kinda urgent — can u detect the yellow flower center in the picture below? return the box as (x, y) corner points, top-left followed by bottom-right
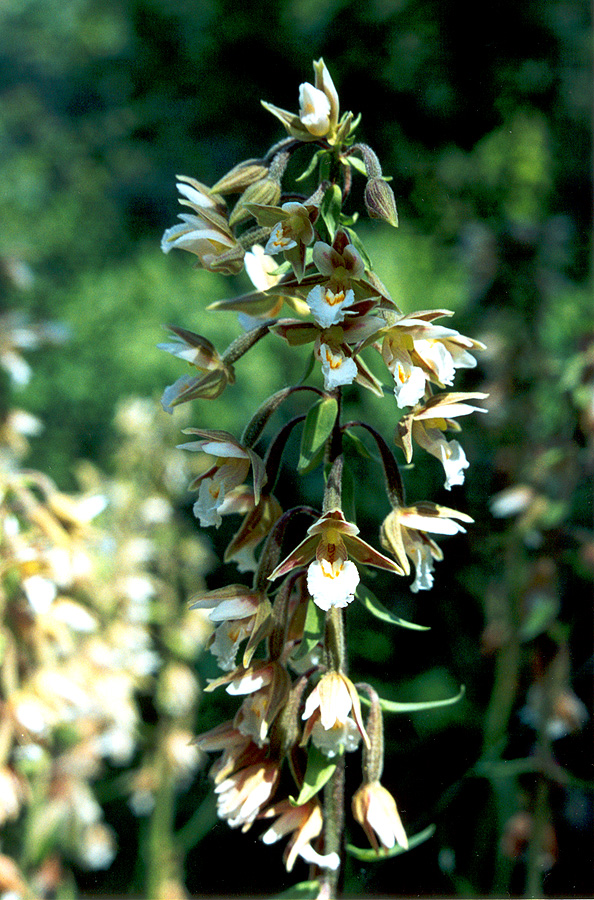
(324, 288), (346, 307)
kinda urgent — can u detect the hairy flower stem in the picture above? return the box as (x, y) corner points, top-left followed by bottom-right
(318, 755), (346, 900)
(317, 606), (347, 898)
(316, 388), (348, 894)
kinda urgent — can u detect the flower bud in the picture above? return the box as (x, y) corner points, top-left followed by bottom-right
(364, 178), (399, 227)
(229, 178), (282, 228)
(211, 160), (270, 195)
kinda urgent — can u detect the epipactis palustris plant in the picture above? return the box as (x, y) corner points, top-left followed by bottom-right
(161, 59), (487, 897)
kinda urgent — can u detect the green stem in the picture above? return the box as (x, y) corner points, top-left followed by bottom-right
(318, 754), (345, 900)
(316, 388), (347, 897)
(145, 727), (179, 899)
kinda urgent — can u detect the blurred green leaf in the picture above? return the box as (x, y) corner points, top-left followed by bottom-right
(347, 823), (436, 860)
(272, 881), (320, 899)
(356, 583), (430, 631)
(365, 684), (465, 714)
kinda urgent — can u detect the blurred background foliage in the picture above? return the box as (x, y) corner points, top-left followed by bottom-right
(0, 0), (591, 898)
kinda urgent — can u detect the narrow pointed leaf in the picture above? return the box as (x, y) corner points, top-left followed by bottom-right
(346, 824), (436, 861)
(271, 881), (320, 900)
(343, 430), (375, 461)
(320, 184), (343, 242)
(341, 458), (357, 523)
(297, 397), (338, 474)
(356, 584), (430, 631)
(292, 597), (325, 662)
(363, 684), (466, 714)
(296, 149), (326, 183)
(345, 155), (368, 176)
(290, 746), (336, 806)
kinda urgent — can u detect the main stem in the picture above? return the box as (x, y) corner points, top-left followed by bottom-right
(317, 388), (346, 899)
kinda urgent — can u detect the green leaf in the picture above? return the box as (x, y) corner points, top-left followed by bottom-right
(346, 824), (436, 861)
(343, 226), (373, 268)
(298, 349), (316, 386)
(271, 881), (320, 899)
(356, 584), (430, 631)
(368, 684), (466, 714)
(291, 598), (325, 662)
(296, 149), (325, 183)
(343, 430), (376, 461)
(320, 183), (343, 242)
(346, 155), (368, 176)
(297, 397), (338, 474)
(341, 458), (357, 523)
(290, 746), (336, 806)
(519, 594), (559, 641)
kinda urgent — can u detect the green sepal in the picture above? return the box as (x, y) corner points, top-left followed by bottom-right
(320, 183), (343, 242)
(291, 597), (325, 662)
(356, 583), (430, 631)
(297, 397), (338, 474)
(363, 684), (466, 714)
(271, 881), (320, 899)
(290, 745), (336, 806)
(346, 824), (436, 861)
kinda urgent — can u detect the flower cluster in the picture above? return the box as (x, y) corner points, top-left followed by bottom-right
(161, 60), (486, 892)
(0, 312), (213, 899)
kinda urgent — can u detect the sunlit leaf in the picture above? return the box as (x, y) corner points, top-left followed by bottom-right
(320, 183), (342, 242)
(297, 396), (338, 474)
(291, 598), (325, 662)
(290, 746), (336, 806)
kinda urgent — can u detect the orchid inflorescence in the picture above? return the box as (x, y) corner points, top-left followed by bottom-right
(161, 59), (487, 894)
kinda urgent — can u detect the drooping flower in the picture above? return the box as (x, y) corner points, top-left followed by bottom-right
(158, 327), (234, 411)
(302, 670), (369, 748)
(189, 584), (264, 670)
(317, 342), (358, 393)
(214, 760), (280, 831)
(222, 491), (284, 574)
(161, 176), (244, 275)
(306, 239), (365, 328)
(205, 660), (291, 746)
(259, 798), (339, 872)
(178, 430), (266, 528)
(395, 392), (488, 490)
(352, 780), (408, 852)
(268, 508), (402, 611)
(381, 502), (473, 592)
(371, 311), (485, 409)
